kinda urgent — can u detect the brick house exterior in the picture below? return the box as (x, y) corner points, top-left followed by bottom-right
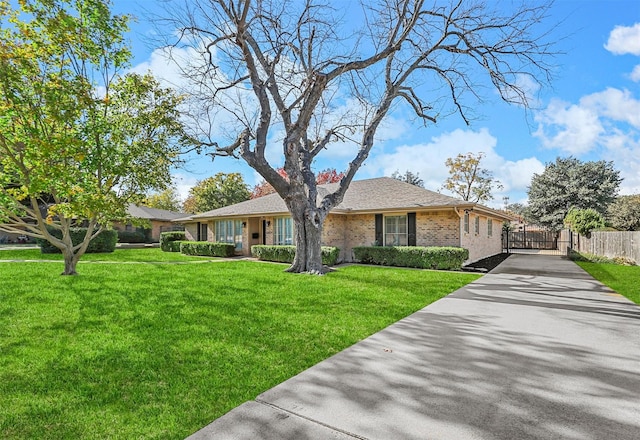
(175, 177), (512, 263)
(114, 205), (186, 242)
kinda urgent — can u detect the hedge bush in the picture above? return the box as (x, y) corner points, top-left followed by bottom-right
(117, 230), (146, 243)
(160, 231), (186, 252)
(179, 241), (236, 257)
(352, 246), (468, 270)
(37, 228), (117, 254)
(167, 240), (187, 252)
(251, 245), (341, 266)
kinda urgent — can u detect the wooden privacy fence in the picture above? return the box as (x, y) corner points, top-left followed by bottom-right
(561, 229), (640, 263)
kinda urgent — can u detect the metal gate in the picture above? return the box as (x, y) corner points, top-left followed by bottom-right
(502, 227), (568, 255)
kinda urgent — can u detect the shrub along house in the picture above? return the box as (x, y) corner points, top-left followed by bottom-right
(174, 177), (512, 263)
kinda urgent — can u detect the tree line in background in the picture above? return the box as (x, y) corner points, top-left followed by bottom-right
(506, 156), (639, 234)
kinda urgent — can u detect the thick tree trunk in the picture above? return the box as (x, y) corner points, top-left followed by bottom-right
(61, 248), (80, 276)
(286, 208), (326, 274)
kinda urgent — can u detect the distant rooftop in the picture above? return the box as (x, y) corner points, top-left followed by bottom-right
(127, 204), (187, 221)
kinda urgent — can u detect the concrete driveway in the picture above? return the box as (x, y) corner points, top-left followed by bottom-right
(188, 254), (640, 440)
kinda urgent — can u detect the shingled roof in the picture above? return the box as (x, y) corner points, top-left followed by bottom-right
(127, 204), (188, 221)
(176, 177), (514, 222)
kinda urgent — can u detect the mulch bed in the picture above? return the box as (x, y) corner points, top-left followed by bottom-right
(462, 252), (511, 273)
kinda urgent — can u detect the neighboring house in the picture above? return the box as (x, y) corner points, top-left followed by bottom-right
(116, 204), (187, 242)
(174, 177), (513, 263)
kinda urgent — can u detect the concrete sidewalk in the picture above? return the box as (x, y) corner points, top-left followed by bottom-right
(188, 255), (640, 440)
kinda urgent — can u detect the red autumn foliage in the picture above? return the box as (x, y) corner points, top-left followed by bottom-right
(316, 168), (345, 184)
(250, 168), (344, 199)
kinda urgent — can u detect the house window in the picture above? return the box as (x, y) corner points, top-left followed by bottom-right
(274, 217), (294, 245)
(384, 215), (407, 246)
(488, 219), (493, 237)
(474, 216), (480, 235)
(215, 220), (243, 250)
(125, 223), (133, 232)
(464, 212), (470, 233)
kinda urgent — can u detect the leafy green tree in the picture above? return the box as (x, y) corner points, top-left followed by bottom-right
(0, 0), (188, 275)
(144, 186), (183, 212)
(391, 170), (424, 188)
(505, 203), (528, 217)
(442, 152), (502, 202)
(183, 173), (250, 214)
(607, 195), (640, 231)
(564, 208), (605, 236)
(527, 157), (621, 231)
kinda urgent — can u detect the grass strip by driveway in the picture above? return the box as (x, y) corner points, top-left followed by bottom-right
(576, 261), (640, 305)
(0, 259), (480, 439)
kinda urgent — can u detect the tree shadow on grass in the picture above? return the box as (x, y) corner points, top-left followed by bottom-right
(197, 266), (640, 439)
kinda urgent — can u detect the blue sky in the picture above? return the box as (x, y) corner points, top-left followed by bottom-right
(113, 0), (640, 208)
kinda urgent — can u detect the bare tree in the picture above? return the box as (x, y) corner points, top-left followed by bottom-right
(163, 0), (556, 273)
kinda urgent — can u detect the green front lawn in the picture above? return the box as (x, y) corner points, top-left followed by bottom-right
(576, 261), (640, 305)
(0, 247), (210, 262)
(0, 256), (480, 439)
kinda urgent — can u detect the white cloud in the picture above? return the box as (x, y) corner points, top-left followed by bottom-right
(498, 157), (545, 192)
(501, 73), (542, 107)
(130, 46), (200, 89)
(533, 98), (603, 154)
(172, 173), (199, 202)
(364, 127), (541, 204)
(534, 89), (640, 154)
(534, 88), (640, 195)
(605, 23), (640, 55)
(366, 128), (495, 189)
(580, 88), (640, 128)
(631, 65), (640, 82)
(599, 131), (640, 195)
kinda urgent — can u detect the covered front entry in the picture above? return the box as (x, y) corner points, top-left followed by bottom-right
(246, 218), (264, 255)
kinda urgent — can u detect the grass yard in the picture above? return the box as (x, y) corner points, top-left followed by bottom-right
(576, 261), (640, 305)
(0, 248), (211, 263)
(0, 252), (480, 439)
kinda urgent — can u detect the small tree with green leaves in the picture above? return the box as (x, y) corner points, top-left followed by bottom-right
(144, 186), (183, 212)
(442, 152), (502, 202)
(182, 173), (251, 214)
(564, 208), (605, 236)
(0, 0), (188, 275)
(607, 195), (640, 231)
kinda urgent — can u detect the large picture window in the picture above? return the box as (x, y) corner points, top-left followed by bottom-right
(274, 217), (294, 245)
(215, 220), (243, 250)
(384, 215), (407, 246)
